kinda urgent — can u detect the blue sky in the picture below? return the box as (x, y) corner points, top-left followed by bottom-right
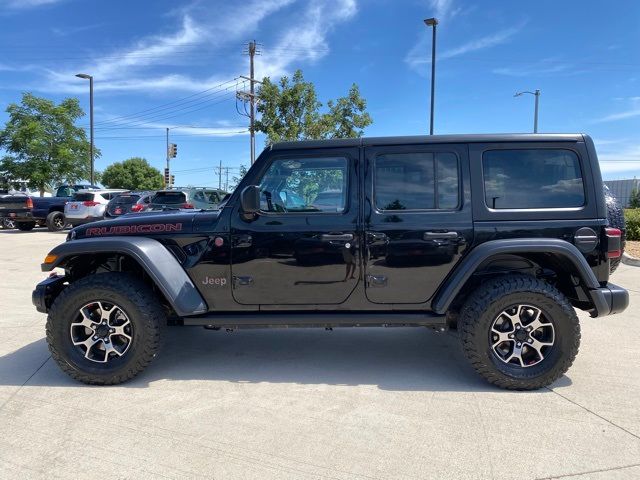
(0, 0), (639, 186)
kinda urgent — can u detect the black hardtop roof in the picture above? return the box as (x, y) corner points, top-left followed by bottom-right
(271, 133), (587, 150)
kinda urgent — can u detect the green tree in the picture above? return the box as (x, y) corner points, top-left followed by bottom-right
(229, 164), (248, 191)
(629, 187), (640, 209)
(101, 157), (163, 190)
(0, 93), (96, 196)
(255, 70), (372, 145)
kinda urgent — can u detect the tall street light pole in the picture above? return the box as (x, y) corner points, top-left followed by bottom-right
(424, 17), (438, 135)
(514, 89), (540, 133)
(76, 73), (94, 185)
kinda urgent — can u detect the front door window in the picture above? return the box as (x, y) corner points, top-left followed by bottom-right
(257, 157), (348, 214)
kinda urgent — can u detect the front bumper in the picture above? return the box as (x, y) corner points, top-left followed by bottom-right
(589, 282), (629, 317)
(32, 275), (66, 313)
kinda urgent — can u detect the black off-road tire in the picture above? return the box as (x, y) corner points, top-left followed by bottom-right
(459, 274), (580, 390)
(16, 221), (36, 231)
(603, 184), (625, 273)
(45, 211), (66, 231)
(46, 273), (165, 385)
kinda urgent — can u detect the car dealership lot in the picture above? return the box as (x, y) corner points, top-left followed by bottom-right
(0, 230), (639, 480)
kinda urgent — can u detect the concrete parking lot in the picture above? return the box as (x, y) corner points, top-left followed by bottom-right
(0, 230), (638, 480)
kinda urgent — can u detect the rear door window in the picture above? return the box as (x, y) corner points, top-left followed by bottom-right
(483, 149), (585, 209)
(152, 192), (186, 204)
(374, 151), (460, 210)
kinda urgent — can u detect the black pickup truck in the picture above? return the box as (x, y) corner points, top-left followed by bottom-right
(34, 134), (629, 389)
(0, 184), (99, 231)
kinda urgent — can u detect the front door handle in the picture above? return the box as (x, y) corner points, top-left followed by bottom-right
(321, 233), (354, 242)
(424, 231), (459, 240)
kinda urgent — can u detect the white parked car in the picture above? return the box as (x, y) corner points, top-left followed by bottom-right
(64, 189), (128, 226)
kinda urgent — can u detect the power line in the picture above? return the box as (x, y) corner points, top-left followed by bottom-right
(87, 91), (238, 130)
(87, 78), (240, 127)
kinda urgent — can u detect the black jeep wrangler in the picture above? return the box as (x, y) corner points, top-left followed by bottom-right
(34, 134), (629, 389)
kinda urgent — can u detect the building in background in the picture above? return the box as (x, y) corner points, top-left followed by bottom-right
(605, 178), (639, 207)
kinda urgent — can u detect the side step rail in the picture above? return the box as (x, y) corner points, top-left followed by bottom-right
(182, 312), (447, 329)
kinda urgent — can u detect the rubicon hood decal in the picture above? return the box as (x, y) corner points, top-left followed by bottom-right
(85, 223), (183, 236)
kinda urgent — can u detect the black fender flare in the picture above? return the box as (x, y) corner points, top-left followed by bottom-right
(431, 238), (603, 314)
(42, 237), (208, 316)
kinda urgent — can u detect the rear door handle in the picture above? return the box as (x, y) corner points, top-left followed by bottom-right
(321, 233), (354, 242)
(424, 231), (459, 240)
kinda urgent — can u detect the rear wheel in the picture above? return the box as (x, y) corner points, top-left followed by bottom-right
(16, 222), (36, 231)
(1, 218), (15, 229)
(46, 273), (165, 385)
(46, 211), (66, 231)
(459, 274), (580, 390)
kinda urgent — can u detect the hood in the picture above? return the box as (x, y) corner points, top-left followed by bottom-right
(70, 210), (204, 240)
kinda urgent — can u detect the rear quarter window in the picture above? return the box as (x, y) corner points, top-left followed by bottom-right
(482, 149), (585, 209)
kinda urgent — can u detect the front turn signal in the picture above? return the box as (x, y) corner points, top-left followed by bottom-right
(43, 254), (58, 264)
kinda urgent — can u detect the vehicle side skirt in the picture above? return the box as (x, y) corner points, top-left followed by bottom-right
(182, 311), (446, 329)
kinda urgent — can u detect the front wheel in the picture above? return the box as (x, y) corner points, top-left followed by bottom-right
(459, 274), (580, 390)
(46, 273), (165, 385)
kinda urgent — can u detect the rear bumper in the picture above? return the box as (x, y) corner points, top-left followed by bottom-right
(0, 211), (35, 222)
(66, 216), (102, 226)
(589, 282), (629, 317)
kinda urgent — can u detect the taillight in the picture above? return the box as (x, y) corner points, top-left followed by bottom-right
(83, 201), (100, 207)
(605, 227), (622, 259)
(130, 204), (144, 212)
(182, 203), (194, 209)
(26, 197), (33, 209)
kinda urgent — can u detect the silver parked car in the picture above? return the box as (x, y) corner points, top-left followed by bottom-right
(64, 189), (128, 226)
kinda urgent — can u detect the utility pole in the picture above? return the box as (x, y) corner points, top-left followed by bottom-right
(217, 160), (222, 190)
(225, 167), (230, 192)
(238, 41), (261, 164)
(249, 40), (256, 165)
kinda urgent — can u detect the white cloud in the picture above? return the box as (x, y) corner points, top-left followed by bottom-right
(594, 108), (640, 123)
(255, 0), (357, 79)
(492, 58), (574, 77)
(596, 142), (640, 177)
(405, 21), (526, 72)
(38, 0), (297, 94)
(426, 0), (461, 21)
(2, 0), (63, 9)
(593, 97), (640, 123)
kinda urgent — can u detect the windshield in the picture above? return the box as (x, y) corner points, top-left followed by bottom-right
(55, 186), (75, 197)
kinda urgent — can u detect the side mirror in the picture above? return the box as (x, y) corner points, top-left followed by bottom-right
(240, 185), (260, 214)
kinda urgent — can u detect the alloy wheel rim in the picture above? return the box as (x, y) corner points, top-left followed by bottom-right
(489, 304), (555, 367)
(70, 301), (133, 363)
(54, 216), (64, 228)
